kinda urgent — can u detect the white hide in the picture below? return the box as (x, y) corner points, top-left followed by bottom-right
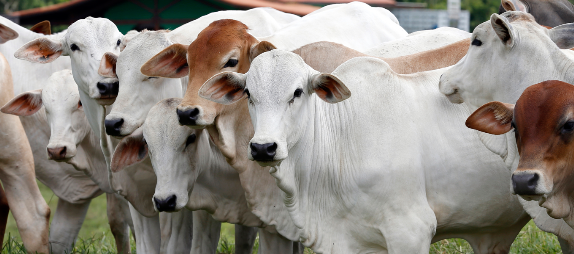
(106, 7), (300, 136)
(365, 27), (471, 58)
(203, 51), (533, 253)
(141, 98), (294, 253)
(438, 11), (574, 247)
(257, 2), (408, 51)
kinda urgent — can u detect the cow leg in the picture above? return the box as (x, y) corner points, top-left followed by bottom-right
(559, 236), (574, 254)
(129, 203), (160, 254)
(49, 198), (91, 253)
(234, 224), (257, 254)
(257, 229), (294, 254)
(380, 208), (436, 254)
(159, 209), (193, 254)
(465, 214), (529, 254)
(190, 210), (220, 254)
(106, 193), (131, 254)
(0, 151), (50, 253)
(292, 242), (304, 254)
(0, 185), (9, 245)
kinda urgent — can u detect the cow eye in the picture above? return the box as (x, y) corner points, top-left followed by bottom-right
(471, 38), (482, 46)
(562, 121), (574, 133)
(223, 59), (238, 68)
(70, 44), (80, 51)
(185, 134), (197, 147)
(78, 100), (82, 108)
(116, 39), (121, 47)
(294, 88), (303, 98)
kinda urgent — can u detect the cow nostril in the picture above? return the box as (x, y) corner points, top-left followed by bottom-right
(47, 147), (67, 160)
(512, 173), (539, 195)
(59, 147), (66, 158)
(250, 142), (277, 161)
(154, 195), (177, 212)
(104, 118), (124, 136)
(176, 108), (200, 126)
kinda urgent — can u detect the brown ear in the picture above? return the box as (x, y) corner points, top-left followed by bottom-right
(30, 20), (51, 35)
(199, 72), (247, 105)
(250, 41), (277, 61)
(98, 52), (118, 78)
(140, 43), (189, 78)
(466, 101), (515, 135)
(310, 73), (351, 104)
(111, 129), (148, 172)
(14, 38), (63, 63)
(1, 89), (43, 116)
(0, 23), (18, 44)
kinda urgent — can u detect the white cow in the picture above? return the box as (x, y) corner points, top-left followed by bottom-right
(14, 10), (299, 253)
(199, 50), (539, 253)
(112, 98), (305, 253)
(439, 11), (574, 251)
(102, 7), (300, 137)
(12, 17), (193, 254)
(0, 25), (50, 253)
(0, 18), (136, 253)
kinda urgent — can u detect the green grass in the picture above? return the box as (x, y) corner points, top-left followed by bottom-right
(0, 181), (564, 253)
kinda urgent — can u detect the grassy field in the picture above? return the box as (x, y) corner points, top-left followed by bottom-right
(0, 181), (564, 253)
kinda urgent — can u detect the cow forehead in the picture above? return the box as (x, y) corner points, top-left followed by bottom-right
(66, 17), (119, 46)
(188, 19), (252, 64)
(247, 50), (311, 97)
(118, 31), (172, 75)
(144, 98), (192, 145)
(43, 70), (79, 104)
(515, 81), (574, 133)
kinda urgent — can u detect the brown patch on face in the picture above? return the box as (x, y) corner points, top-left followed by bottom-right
(179, 19), (260, 124)
(513, 80), (574, 202)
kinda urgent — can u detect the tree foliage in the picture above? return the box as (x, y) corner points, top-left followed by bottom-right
(0, 0), (70, 13)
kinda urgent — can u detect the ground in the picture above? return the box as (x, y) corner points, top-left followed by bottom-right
(0, 181), (564, 253)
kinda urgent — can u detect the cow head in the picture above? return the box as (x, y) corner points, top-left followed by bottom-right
(1, 70), (90, 162)
(101, 30), (183, 137)
(200, 50), (350, 167)
(15, 17), (123, 105)
(141, 19), (275, 129)
(439, 11), (574, 111)
(111, 98), (201, 212)
(466, 80), (574, 224)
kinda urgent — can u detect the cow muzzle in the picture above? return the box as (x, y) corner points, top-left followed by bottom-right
(511, 170), (550, 200)
(96, 79), (119, 105)
(46, 144), (75, 161)
(105, 118), (124, 137)
(153, 195), (177, 212)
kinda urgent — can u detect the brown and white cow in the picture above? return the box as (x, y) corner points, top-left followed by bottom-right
(467, 80), (574, 228)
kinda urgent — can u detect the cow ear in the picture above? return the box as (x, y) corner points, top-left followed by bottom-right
(250, 41), (277, 61)
(120, 30), (140, 52)
(466, 101), (515, 135)
(490, 14), (517, 47)
(30, 20), (51, 35)
(1, 89), (43, 116)
(0, 23), (18, 44)
(548, 23), (574, 49)
(140, 43), (189, 78)
(98, 52), (118, 78)
(310, 73), (351, 104)
(501, 0), (517, 11)
(14, 37), (64, 63)
(111, 129), (148, 172)
(199, 72), (247, 105)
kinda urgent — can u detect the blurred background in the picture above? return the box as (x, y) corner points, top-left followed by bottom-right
(0, 0), (567, 253)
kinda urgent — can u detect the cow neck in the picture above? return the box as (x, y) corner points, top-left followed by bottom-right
(69, 129), (113, 193)
(383, 38), (470, 74)
(205, 99), (301, 240)
(188, 130), (265, 227)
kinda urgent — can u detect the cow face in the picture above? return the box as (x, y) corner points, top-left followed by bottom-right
(200, 50), (350, 167)
(15, 17), (123, 105)
(1, 70), (90, 162)
(466, 80), (574, 222)
(439, 11), (574, 111)
(141, 19), (274, 129)
(102, 30), (182, 137)
(111, 98), (198, 212)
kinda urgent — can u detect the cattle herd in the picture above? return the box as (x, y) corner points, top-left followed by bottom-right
(1, 0), (574, 253)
